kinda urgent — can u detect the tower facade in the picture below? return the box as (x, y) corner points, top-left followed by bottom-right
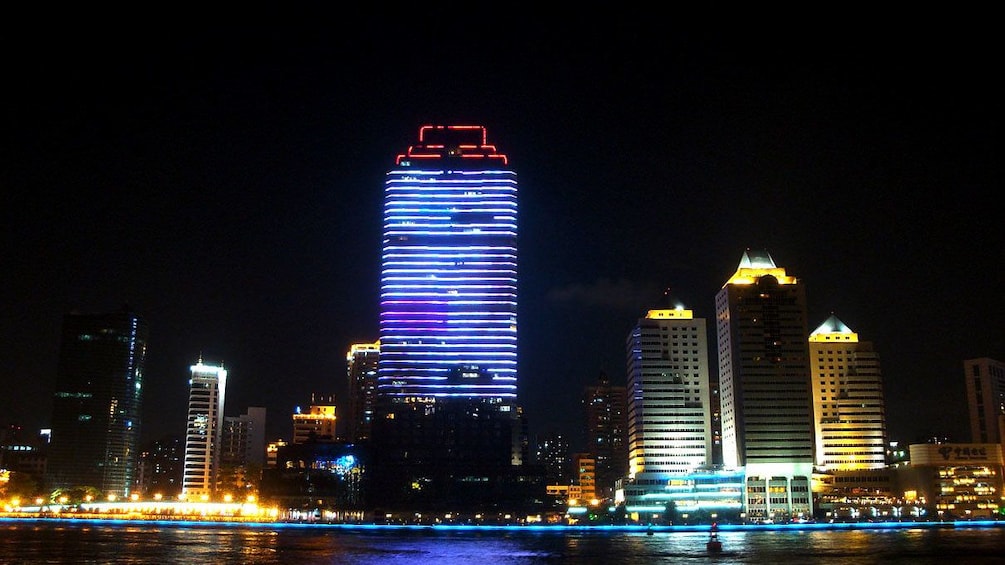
(809, 315), (887, 470)
(582, 371), (628, 498)
(626, 308), (712, 478)
(346, 341), (379, 443)
(46, 307), (148, 496)
(221, 406), (266, 468)
(715, 249), (814, 521)
(372, 125), (527, 513)
(377, 124), (517, 403)
(182, 359), (227, 498)
(964, 357), (1005, 443)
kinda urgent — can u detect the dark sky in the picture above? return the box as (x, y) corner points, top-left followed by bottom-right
(3, 17), (1001, 452)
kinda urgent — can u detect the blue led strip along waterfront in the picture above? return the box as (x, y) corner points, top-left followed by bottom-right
(4, 517), (1003, 533)
(379, 167), (518, 400)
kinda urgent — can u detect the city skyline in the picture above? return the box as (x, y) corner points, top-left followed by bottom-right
(3, 21), (1001, 452)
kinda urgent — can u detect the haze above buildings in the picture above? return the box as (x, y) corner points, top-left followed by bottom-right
(2, 21), (1001, 450)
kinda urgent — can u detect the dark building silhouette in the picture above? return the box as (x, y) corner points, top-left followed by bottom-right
(582, 371), (627, 498)
(134, 434), (184, 497)
(46, 306), (148, 496)
(964, 357), (1005, 444)
(259, 438), (369, 521)
(535, 432), (571, 484)
(1, 424), (48, 494)
(220, 407), (267, 496)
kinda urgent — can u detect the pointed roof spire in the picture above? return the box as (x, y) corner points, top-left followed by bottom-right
(809, 314), (859, 343)
(724, 248), (795, 287)
(812, 314), (854, 335)
(738, 248), (776, 270)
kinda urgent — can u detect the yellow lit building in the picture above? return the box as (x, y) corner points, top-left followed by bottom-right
(901, 443), (1004, 519)
(266, 439), (287, 468)
(292, 394), (337, 444)
(572, 453), (596, 503)
(808, 315), (887, 470)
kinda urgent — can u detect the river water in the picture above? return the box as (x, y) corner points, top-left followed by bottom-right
(2, 519), (1004, 564)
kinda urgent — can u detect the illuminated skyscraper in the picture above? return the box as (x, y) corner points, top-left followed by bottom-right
(809, 315), (887, 470)
(182, 359), (227, 497)
(378, 124), (517, 402)
(626, 308), (712, 478)
(715, 249), (814, 521)
(620, 305), (743, 524)
(372, 125), (531, 512)
(346, 341), (379, 443)
(46, 307), (148, 497)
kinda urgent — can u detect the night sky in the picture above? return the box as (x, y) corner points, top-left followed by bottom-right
(3, 18), (1001, 453)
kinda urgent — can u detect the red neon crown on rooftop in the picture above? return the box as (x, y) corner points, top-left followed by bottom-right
(396, 124), (508, 165)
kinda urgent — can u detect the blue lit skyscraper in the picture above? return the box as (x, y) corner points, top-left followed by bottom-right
(372, 125), (534, 513)
(378, 124), (518, 402)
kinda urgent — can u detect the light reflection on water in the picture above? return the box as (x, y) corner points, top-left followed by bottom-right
(1, 522), (1004, 564)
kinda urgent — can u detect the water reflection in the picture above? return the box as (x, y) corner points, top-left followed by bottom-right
(1, 522), (1003, 564)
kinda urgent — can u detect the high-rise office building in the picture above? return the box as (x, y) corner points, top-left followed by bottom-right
(582, 372), (628, 498)
(626, 308), (712, 478)
(292, 394), (337, 444)
(372, 125), (528, 513)
(808, 315), (887, 470)
(964, 357), (1005, 443)
(221, 406), (266, 469)
(181, 358), (227, 498)
(377, 124), (517, 402)
(715, 249), (814, 521)
(620, 306), (741, 523)
(346, 341), (379, 443)
(46, 307), (148, 497)
(219, 407), (266, 496)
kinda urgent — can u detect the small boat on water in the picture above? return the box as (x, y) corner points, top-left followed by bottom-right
(706, 522), (722, 554)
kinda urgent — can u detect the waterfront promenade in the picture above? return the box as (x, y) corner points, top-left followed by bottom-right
(3, 513), (1004, 534)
